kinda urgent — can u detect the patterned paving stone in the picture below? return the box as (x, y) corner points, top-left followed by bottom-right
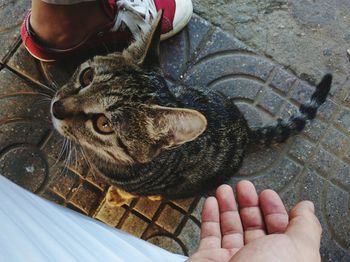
(0, 145), (47, 192)
(331, 160), (350, 191)
(322, 127), (350, 156)
(0, 9), (349, 261)
(324, 184), (350, 249)
(257, 88), (284, 115)
(120, 213), (149, 238)
(155, 204), (184, 234)
(336, 108), (350, 135)
(178, 218), (200, 255)
(288, 137), (314, 164)
(0, 0), (29, 63)
(147, 235), (184, 254)
(7, 45), (47, 84)
(94, 200), (126, 227)
(133, 197), (161, 220)
(269, 67), (297, 95)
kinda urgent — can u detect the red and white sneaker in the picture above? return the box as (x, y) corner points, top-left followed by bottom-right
(21, 0), (193, 62)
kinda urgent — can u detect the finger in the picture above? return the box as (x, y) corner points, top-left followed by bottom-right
(198, 196), (222, 250)
(216, 184), (244, 249)
(286, 201), (322, 249)
(236, 180), (266, 243)
(259, 189), (289, 234)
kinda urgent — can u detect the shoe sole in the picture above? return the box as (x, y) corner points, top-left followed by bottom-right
(160, 6), (193, 41)
(25, 47), (56, 63)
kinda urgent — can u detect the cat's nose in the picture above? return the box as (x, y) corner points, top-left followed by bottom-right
(52, 101), (69, 120)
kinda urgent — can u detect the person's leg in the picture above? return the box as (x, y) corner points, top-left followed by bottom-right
(30, 0), (110, 49)
(23, 0), (193, 61)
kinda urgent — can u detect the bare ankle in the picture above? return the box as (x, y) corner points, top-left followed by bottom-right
(30, 0), (110, 49)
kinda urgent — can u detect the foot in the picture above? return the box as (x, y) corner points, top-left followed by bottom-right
(28, 0), (193, 51)
(113, 0), (193, 41)
(106, 186), (136, 206)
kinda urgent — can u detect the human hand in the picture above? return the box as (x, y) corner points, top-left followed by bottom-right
(188, 181), (322, 262)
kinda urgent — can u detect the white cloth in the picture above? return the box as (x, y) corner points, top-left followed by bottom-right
(0, 175), (187, 262)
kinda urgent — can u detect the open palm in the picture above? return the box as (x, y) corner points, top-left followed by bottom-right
(188, 181), (322, 262)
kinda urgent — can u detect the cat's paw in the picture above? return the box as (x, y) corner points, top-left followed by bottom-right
(106, 186), (136, 207)
(147, 195), (162, 201)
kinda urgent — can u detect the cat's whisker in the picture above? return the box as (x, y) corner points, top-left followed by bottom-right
(50, 80), (60, 92)
(66, 140), (73, 168)
(52, 138), (69, 170)
(33, 98), (52, 107)
(36, 96), (52, 101)
(72, 144), (79, 174)
(80, 147), (100, 179)
(61, 140), (73, 177)
(59, 138), (69, 161)
(37, 92), (53, 98)
(33, 81), (56, 95)
(53, 139), (71, 178)
(79, 147), (91, 169)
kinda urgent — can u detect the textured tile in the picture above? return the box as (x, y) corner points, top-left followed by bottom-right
(309, 147), (337, 178)
(0, 6), (349, 259)
(210, 77), (263, 100)
(257, 89), (284, 114)
(270, 68), (297, 94)
(69, 182), (103, 215)
(0, 145), (47, 193)
(322, 127), (350, 155)
(171, 198), (195, 212)
(0, 0), (30, 62)
(155, 205), (184, 233)
(49, 169), (79, 198)
(178, 219), (200, 256)
(120, 213), (148, 238)
(147, 235), (185, 255)
(288, 137), (315, 163)
(94, 202), (126, 227)
(324, 184), (350, 251)
(291, 81), (314, 104)
(335, 108), (350, 134)
(134, 197), (161, 220)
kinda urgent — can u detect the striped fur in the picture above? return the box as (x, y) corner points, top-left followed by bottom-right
(51, 12), (333, 199)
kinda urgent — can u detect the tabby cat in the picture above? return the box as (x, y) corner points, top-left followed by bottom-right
(51, 12), (332, 203)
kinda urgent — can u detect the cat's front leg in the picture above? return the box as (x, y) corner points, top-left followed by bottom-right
(106, 186), (162, 207)
(106, 186), (136, 207)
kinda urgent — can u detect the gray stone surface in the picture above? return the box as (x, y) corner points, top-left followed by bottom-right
(0, 0), (29, 62)
(0, 1), (349, 260)
(193, 0), (350, 87)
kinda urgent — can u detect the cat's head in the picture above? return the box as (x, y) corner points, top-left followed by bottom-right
(51, 11), (207, 166)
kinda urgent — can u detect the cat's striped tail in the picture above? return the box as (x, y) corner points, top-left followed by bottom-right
(248, 74), (332, 146)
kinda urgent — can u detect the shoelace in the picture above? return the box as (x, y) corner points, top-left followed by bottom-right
(112, 0), (157, 41)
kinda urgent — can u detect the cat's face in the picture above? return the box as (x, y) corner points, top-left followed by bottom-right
(51, 12), (207, 167)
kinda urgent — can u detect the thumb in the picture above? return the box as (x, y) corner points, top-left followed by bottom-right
(285, 201), (322, 249)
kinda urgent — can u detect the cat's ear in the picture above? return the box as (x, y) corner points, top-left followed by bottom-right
(149, 105), (207, 148)
(123, 10), (162, 67)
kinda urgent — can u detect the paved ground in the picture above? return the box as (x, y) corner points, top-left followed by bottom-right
(0, 0), (349, 260)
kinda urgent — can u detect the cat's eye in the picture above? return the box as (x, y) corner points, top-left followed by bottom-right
(93, 114), (114, 134)
(79, 67), (94, 87)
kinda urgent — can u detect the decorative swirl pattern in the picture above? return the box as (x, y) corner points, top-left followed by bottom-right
(0, 9), (348, 259)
